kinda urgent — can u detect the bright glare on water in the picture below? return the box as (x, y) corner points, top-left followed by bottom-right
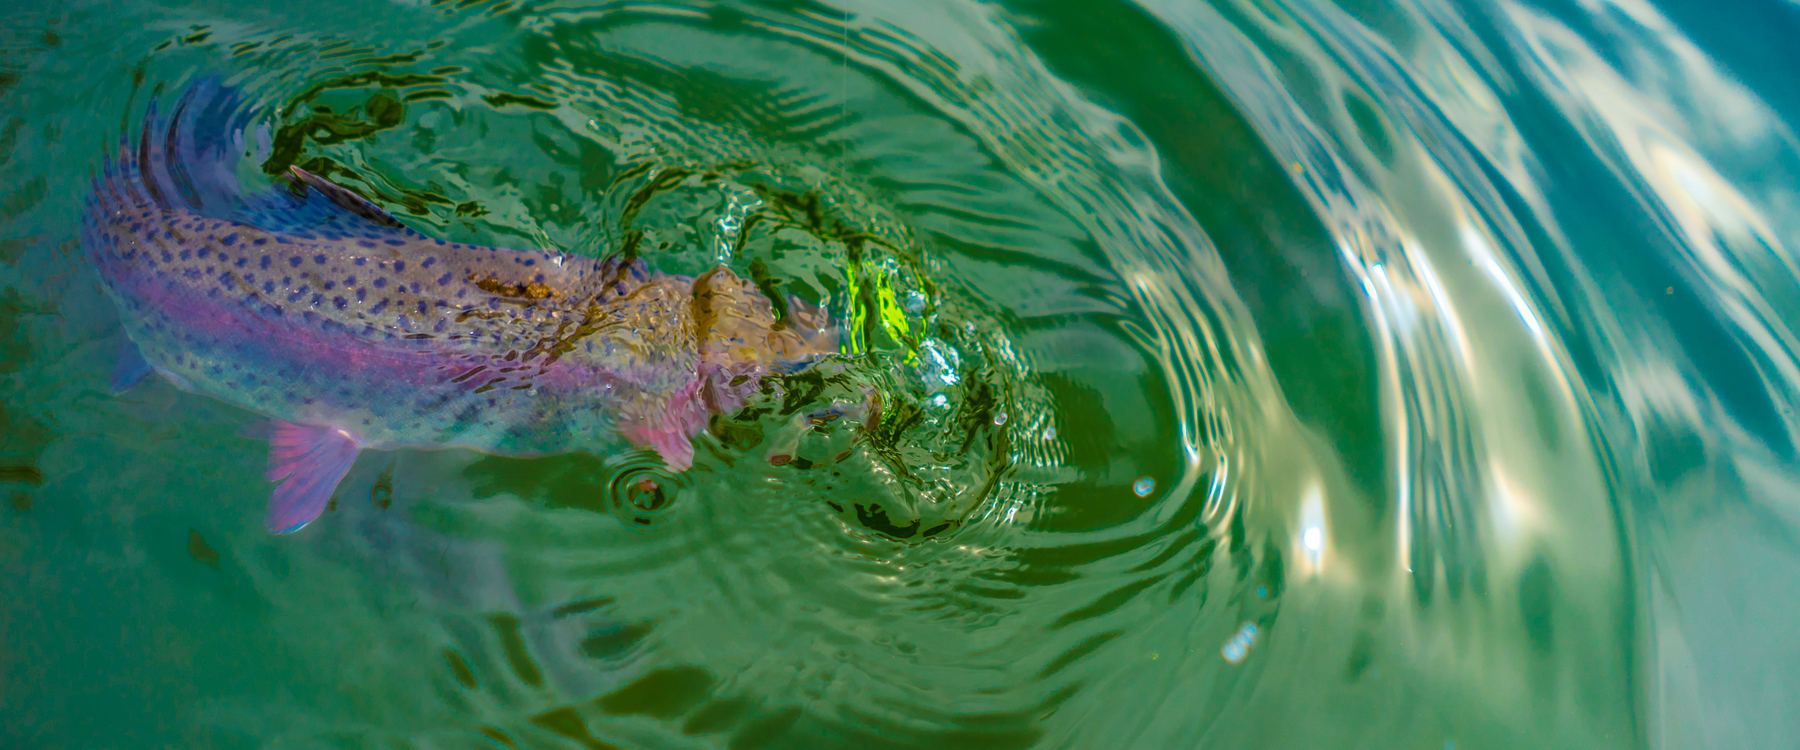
(2, 1), (1798, 748)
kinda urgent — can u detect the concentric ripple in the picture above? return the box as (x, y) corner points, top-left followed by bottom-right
(85, 2), (1252, 744)
(6, 0), (1800, 746)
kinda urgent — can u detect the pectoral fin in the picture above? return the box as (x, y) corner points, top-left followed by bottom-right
(618, 382), (708, 472)
(264, 422), (361, 534)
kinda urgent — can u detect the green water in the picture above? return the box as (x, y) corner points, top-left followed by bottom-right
(4, 0), (1799, 748)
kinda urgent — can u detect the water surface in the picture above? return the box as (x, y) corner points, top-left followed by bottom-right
(2, 0), (1797, 748)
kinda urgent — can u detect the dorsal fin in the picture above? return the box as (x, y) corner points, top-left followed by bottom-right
(286, 166), (404, 228)
(228, 166), (419, 242)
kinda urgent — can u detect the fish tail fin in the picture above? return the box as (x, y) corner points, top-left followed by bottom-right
(92, 75), (421, 247)
(92, 77), (253, 220)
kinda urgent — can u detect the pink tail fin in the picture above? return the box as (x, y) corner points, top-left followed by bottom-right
(264, 422), (361, 534)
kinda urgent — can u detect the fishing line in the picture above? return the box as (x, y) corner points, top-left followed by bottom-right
(841, 5), (850, 174)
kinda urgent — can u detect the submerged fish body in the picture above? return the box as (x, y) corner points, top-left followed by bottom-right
(83, 80), (836, 532)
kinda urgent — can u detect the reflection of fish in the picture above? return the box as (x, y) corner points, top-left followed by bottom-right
(83, 79), (836, 533)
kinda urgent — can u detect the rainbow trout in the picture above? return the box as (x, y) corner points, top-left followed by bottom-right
(83, 80), (836, 533)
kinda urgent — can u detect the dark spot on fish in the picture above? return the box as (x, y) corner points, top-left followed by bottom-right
(405, 333), (432, 340)
(423, 257), (436, 268)
(334, 296), (347, 309)
(373, 278), (387, 288)
(394, 261), (405, 272)
(370, 299), (388, 314)
(221, 233), (237, 246)
(437, 273), (452, 286)
(310, 293), (323, 306)
(357, 240), (377, 249)
(344, 276), (356, 286)
(524, 259), (535, 267)
(253, 238), (267, 246)
(197, 247), (210, 259)
(289, 256), (302, 267)
(323, 281), (335, 290)
(314, 254), (326, 265)
(386, 239), (405, 246)
(179, 250), (191, 260)
(234, 256), (247, 268)
(416, 301), (427, 315)
(356, 288), (366, 302)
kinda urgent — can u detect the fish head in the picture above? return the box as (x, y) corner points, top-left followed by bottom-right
(612, 266), (840, 471)
(692, 267), (839, 411)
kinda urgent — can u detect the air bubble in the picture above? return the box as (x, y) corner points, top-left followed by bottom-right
(1222, 622), (1259, 664)
(993, 411), (1007, 426)
(1133, 477), (1155, 497)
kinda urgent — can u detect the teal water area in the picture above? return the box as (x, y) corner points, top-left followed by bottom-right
(2, 0), (1798, 748)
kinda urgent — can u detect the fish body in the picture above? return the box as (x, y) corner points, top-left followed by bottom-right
(83, 80), (835, 532)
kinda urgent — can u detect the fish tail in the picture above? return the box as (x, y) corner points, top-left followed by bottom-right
(88, 77), (254, 225)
